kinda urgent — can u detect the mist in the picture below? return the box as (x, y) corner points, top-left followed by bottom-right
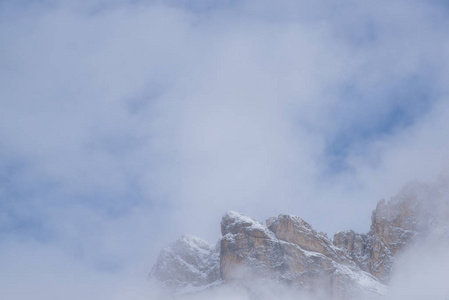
(386, 243), (449, 300)
(167, 180), (449, 300)
(1, 0), (449, 299)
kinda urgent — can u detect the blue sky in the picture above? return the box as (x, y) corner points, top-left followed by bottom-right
(1, 0), (449, 299)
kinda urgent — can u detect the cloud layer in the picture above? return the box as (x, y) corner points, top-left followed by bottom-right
(1, 0), (449, 299)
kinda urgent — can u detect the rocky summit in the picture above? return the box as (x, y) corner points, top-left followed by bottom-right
(150, 182), (449, 299)
(150, 234), (220, 292)
(219, 211), (384, 299)
(333, 181), (449, 283)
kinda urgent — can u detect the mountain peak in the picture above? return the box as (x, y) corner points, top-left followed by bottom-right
(150, 235), (220, 291)
(221, 211), (275, 238)
(151, 181), (447, 299)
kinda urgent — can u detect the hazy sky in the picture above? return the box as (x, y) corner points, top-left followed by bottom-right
(1, 0), (449, 299)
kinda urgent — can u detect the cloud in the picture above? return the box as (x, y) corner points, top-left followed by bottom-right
(1, 0), (449, 299)
(386, 236), (449, 300)
(175, 280), (329, 300)
(0, 239), (164, 300)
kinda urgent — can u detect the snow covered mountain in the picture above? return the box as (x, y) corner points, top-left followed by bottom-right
(333, 181), (449, 283)
(150, 181), (449, 299)
(219, 211), (386, 299)
(150, 234), (220, 292)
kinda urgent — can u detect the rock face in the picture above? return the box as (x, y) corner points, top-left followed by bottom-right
(219, 212), (384, 299)
(266, 214), (350, 264)
(220, 211), (282, 282)
(333, 182), (447, 282)
(150, 181), (449, 299)
(150, 235), (220, 291)
(152, 212), (385, 299)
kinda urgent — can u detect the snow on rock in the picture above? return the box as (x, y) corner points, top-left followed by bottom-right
(150, 235), (220, 292)
(221, 211), (276, 239)
(219, 212), (386, 299)
(267, 214), (352, 265)
(152, 178), (449, 300)
(333, 181), (449, 283)
(151, 211), (389, 299)
(332, 263), (387, 299)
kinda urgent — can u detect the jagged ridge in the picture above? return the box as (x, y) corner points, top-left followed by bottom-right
(150, 181), (449, 299)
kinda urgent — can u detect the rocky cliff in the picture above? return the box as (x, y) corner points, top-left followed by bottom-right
(150, 235), (220, 292)
(333, 181), (449, 283)
(150, 181), (448, 299)
(219, 211), (384, 299)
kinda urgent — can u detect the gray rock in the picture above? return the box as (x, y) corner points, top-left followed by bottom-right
(151, 180), (449, 299)
(150, 234), (220, 291)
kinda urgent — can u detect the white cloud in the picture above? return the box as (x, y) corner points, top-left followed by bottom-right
(1, 0), (449, 299)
